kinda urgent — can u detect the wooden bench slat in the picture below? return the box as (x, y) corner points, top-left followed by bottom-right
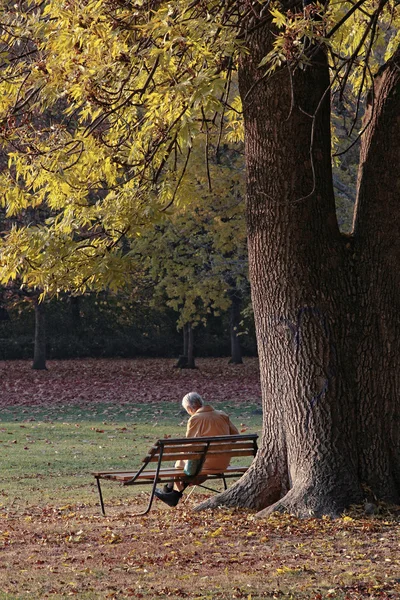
(206, 449), (256, 457)
(206, 442), (257, 451)
(94, 465), (250, 482)
(145, 452), (206, 462)
(145, 449), (256, 462)
(93, 465), (250, 477)
(157, 434), (257, 444)
(148, 441), (256, 454)
(150, 445), (207, 453)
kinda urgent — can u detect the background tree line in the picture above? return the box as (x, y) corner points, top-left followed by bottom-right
(0, 288), (257, 364)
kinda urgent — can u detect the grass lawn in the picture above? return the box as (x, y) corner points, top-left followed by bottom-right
(1, 400), (262, 508)
(1, 358), (399, 599)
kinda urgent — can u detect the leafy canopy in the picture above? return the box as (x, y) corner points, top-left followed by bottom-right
(0, 0), (398, 294)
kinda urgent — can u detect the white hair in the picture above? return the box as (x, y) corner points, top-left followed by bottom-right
(182, 392), (204, 412)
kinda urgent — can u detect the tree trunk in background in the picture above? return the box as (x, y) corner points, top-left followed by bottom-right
(175, 322), (196, 368)
(183, 322), (189, 358)
(32, 299), (47, 370)
(0, 305), (9, 321)
(185, 322), (196, 369)
(0, 289), (10, 321)
(70, 295), (82, 334)
(228, 289), (243, 365)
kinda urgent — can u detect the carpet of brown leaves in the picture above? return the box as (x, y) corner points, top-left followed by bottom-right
(0, 357), (261, 407)
(1, 498), (400, 599)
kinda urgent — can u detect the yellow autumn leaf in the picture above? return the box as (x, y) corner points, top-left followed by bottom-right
(206, 526), (224, 538)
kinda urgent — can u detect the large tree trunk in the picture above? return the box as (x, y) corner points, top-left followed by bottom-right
(352, 47), (400, 502)
(198, 10), (365, 517)
(197, 25), (400, 515)
(32, 298), (47, 370)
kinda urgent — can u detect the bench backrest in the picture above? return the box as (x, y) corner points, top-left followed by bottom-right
(143, 434), (258, 464)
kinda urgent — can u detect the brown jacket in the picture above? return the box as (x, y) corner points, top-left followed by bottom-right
(186, 405), (239, 473)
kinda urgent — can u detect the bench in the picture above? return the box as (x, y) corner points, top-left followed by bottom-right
(92, 433), (258, 516)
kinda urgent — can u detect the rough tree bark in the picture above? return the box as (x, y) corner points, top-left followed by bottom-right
(353, 47), (400, 502)
(32, 298), (47, 370)
(196, 14), (400, 516)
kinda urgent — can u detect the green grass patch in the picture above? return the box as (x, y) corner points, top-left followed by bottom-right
(1, 402), (262, 508)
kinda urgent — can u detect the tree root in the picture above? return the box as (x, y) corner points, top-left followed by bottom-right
(194, 474), (364, 518)
(193, 470), (282, 513)
(193, 458), (365, 519)
(255, 483), (358, 519)
(194, 487), (247, 512)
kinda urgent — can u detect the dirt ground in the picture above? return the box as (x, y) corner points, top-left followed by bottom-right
(1, 496), (400, 599)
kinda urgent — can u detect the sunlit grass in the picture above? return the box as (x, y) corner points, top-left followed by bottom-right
(1, 402), (262, 508)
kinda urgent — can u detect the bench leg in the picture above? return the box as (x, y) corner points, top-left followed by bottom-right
(125, 466), (162, 516)
(95, 477), (106, 516)
(130, 450), (165, 516)
(132, 478), (160, 516)
(222, 474), (228, 490)
(196, 483), (221, 493)
(96, 477), (156, 517)
(183, 485), (197, 503)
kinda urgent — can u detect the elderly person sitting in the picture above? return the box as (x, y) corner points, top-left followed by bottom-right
(154, 392), (239, 507)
